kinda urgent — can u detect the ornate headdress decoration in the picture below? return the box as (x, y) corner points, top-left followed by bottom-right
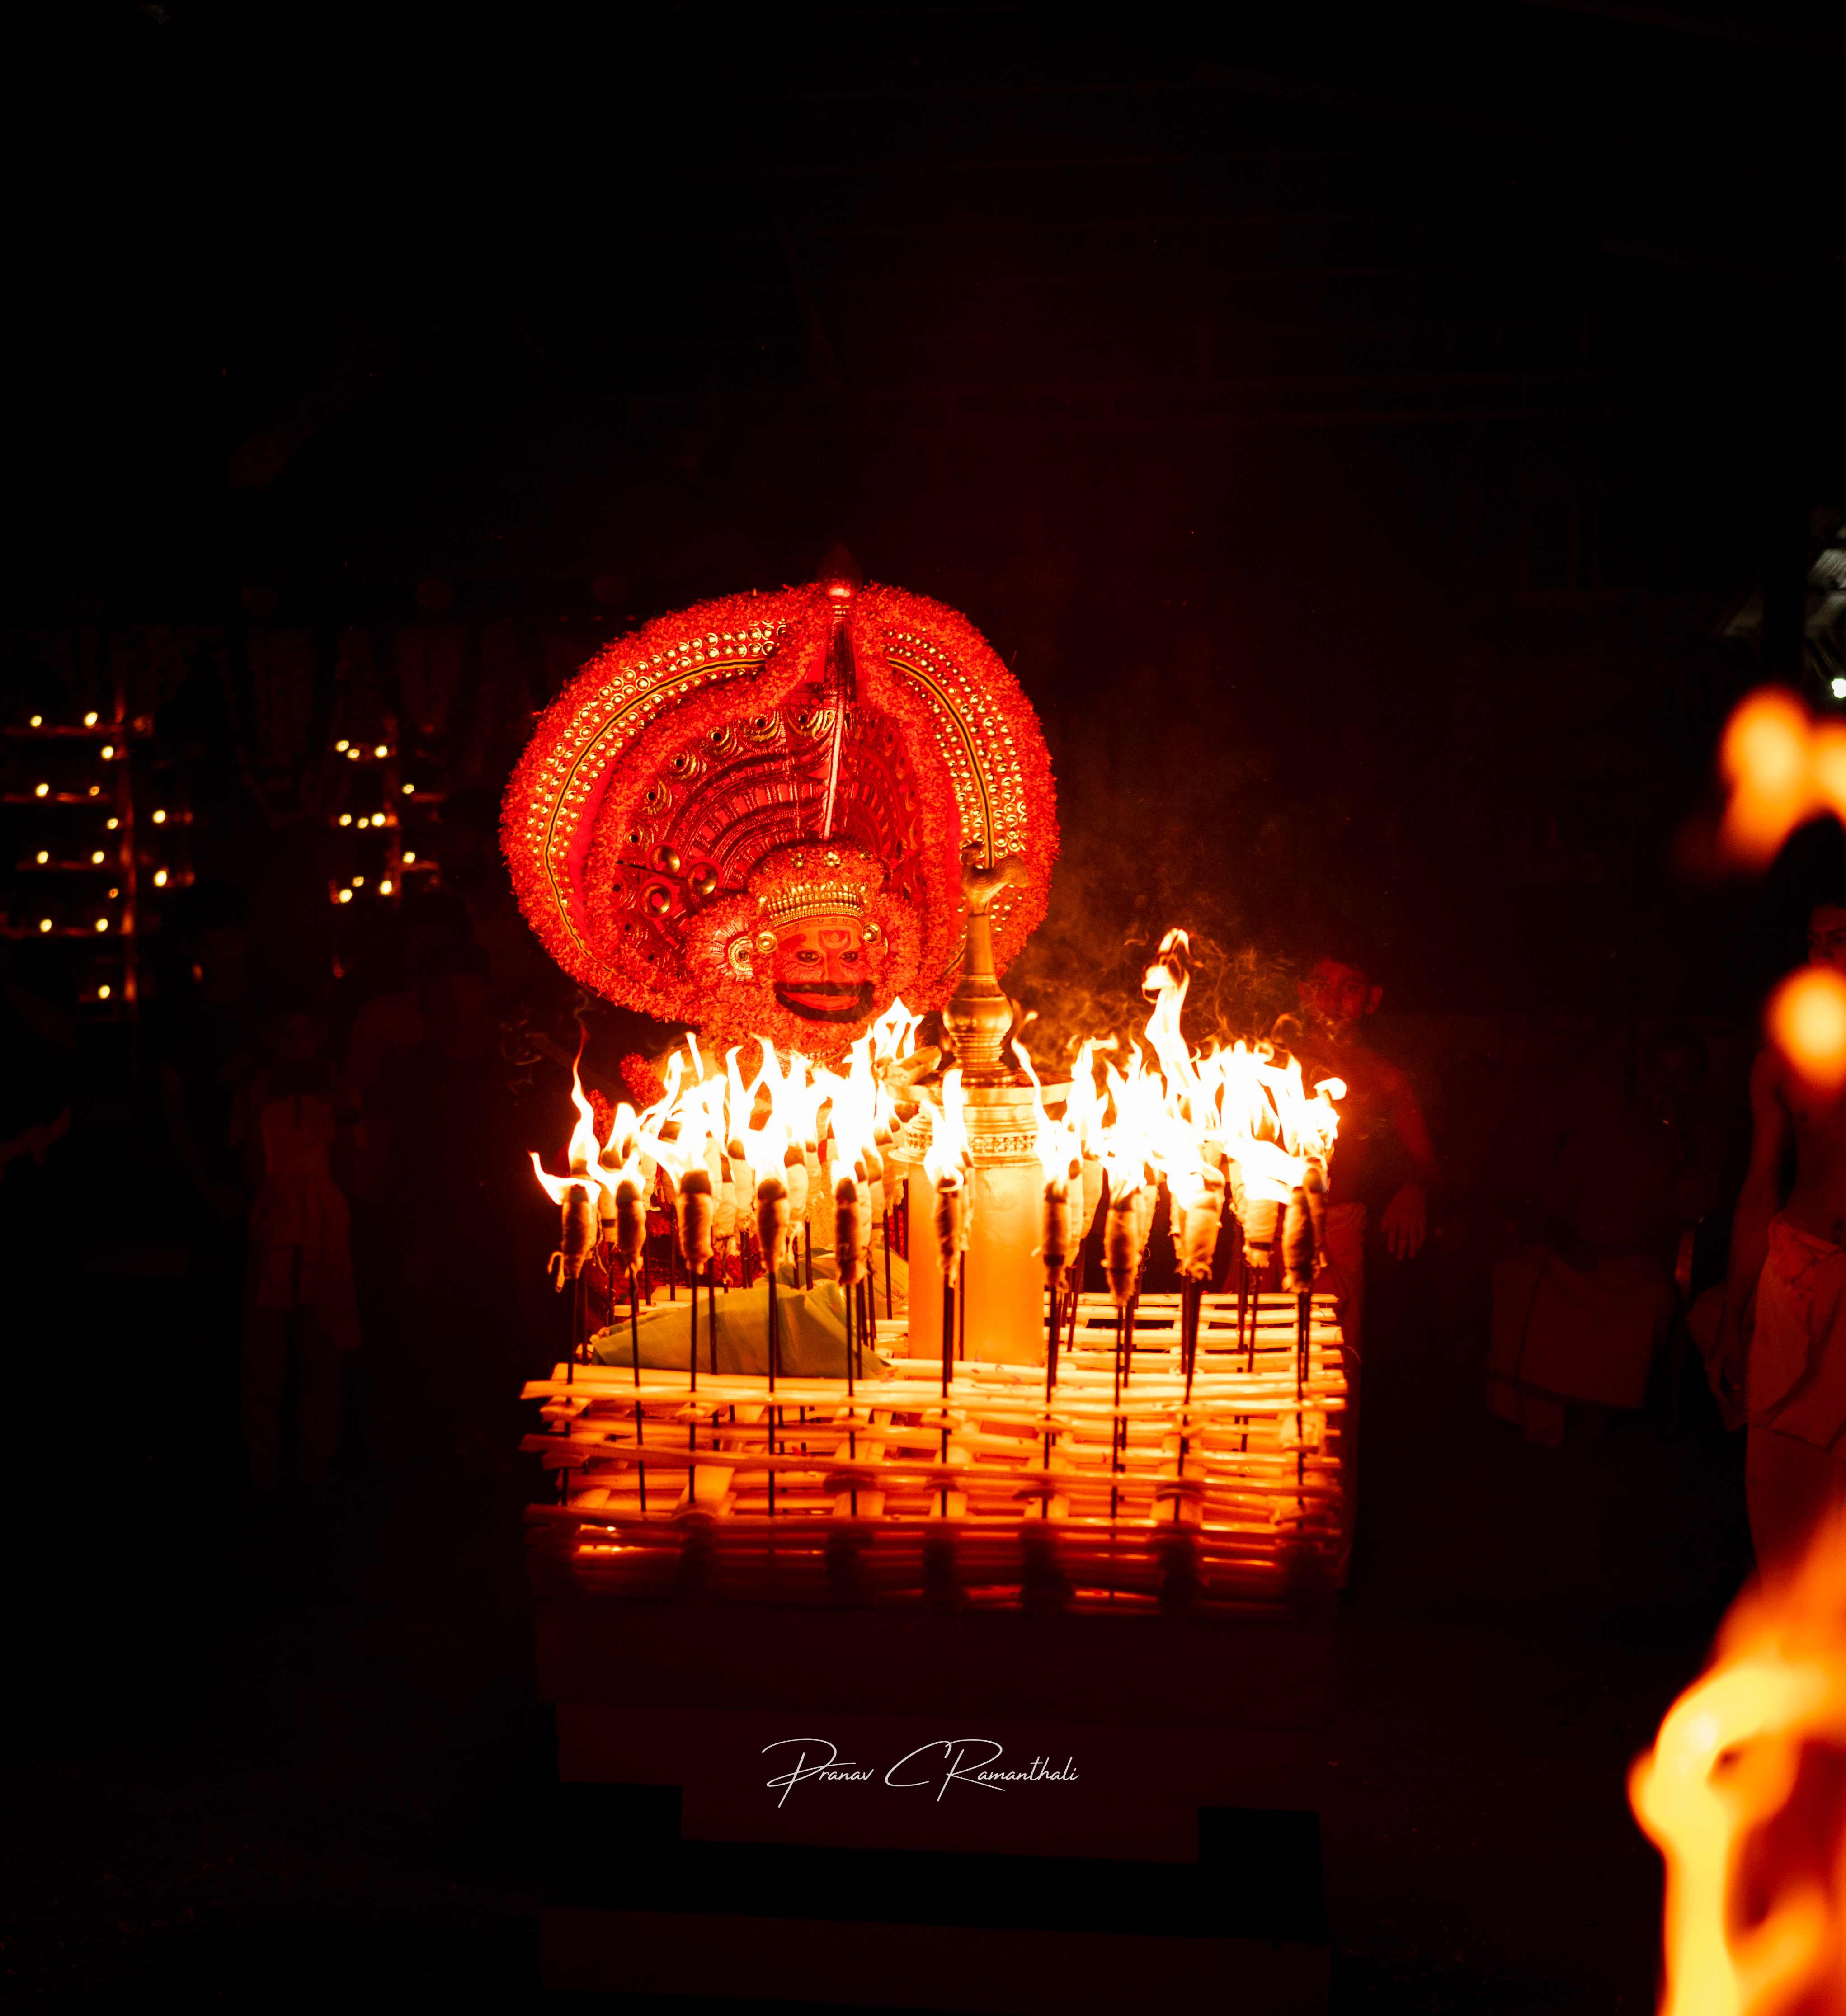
(501, 568), (1057, 1054)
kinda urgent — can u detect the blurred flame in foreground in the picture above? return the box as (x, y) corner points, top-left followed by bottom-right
(1630, 1508), (1846, 2016)
(1718, 690), (1846, 868)
(1767, 968), (1846, 1096)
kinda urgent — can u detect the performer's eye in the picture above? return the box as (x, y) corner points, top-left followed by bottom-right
(796, 949), (820, 964)
(842, 951), (860, 966)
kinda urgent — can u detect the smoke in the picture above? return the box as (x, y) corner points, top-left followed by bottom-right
(1004, 748), (1299, 1065)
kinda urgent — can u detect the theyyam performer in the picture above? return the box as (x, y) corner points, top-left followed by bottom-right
(500, 556), (1057, 1057)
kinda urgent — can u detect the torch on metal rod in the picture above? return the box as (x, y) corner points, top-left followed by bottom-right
(560, 1271), (589, 1501)
(932, 1165), (965, 1515)
(845, 1282), (859, 1517)
(1177, 1279), (1206, 1522)
(1111, 1304), (1125, 1522)
(756, 1168), (789, 1519)
(939, 1276), (955, 1517)
(686, 1271), (697, 1398)
(844, 1269), (856, 1400)
(570, 1266), (586, 1378)
(626, 1267), (647, 1515)
(941, 1275), (955, 1401)
(764, 1273), (776, 1519)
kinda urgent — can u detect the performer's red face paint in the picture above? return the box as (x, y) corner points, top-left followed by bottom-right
(772, 915), (874, 1022)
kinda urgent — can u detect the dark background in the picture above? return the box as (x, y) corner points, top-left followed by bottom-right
(11, 1), (1843, 1016)
(3, 4), (1843, 2009)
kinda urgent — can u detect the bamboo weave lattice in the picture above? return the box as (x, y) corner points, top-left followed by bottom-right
(523, 1291), (1349, 1614)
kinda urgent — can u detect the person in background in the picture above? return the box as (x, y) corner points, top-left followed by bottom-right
(343, 889), (475, 1109)
(369, 940), (551, 1473)
(1288, 950), (1440, 1362)
(1714, 888), (1846, 1578)
(1488, 1028), (1720, 1446)
(231, 994), (363, 1494)
(155, 883), (262, 1232)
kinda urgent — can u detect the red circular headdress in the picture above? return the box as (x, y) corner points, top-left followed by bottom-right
(501, 576), (1057, 1053)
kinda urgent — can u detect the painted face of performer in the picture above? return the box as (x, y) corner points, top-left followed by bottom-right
(771, 914), (875, 1024)
(1303, 957), (1381, 1038)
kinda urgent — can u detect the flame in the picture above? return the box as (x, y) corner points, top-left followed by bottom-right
(825, 1031), (878, 1177)
(524, 930), (1341, 1272)
(1766, 967), (1846, 1095)
(924, 1067), (971, 1190)
(529, 1046), (603, 1203)
(596, 1099), (643, 1211)
(528, 1152), (593, 1207)
(869, 996), (923, 1079)
(566, 1049), (598, 1172)
(1141, 927), (1200, 1111)
(1015, 1035), (1078, 1187)
(1631, 1508), (1846, 2015)
(1064, 1040), (1108, 1159)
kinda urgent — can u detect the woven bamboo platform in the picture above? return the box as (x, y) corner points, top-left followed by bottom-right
(522, 1289), (1350, 1614)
